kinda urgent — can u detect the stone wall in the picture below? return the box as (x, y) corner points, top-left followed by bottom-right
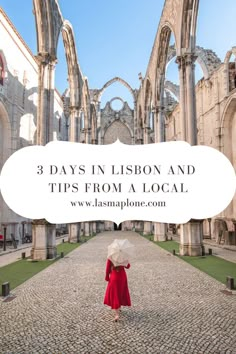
(0, 8), (66, 239)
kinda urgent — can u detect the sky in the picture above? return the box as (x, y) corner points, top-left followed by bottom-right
(1, 0), (236, 107)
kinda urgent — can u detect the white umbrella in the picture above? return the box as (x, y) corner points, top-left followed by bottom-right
(107, 239), (135, 267)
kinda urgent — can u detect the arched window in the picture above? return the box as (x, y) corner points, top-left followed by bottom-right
(149, 105), (154, 131)
(80, 111), (85, 130)
(0, 56), (4, 86)
(228, 52), (236, 92)
(58, 117), (62, 133)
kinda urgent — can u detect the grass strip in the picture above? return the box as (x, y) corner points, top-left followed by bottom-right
(140, 234), (236, 287)
(0, 241), (81, 296)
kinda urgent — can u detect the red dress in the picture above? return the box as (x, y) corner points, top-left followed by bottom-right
(104, 259), (131, 309)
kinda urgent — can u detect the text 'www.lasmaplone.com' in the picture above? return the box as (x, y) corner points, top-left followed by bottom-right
(70, 198), (166, 210)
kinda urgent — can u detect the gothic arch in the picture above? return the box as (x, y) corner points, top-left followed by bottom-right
(224, 47), (236, 65)
(165, 80), (180, 101)
(224, 47), (236, 94)
(180, 0), (199, 51)
(167, 45), (221, 80)
(98, 77), (135, 102)
(33, 0), (63, 58)
(140, 0), (199, 106)
(62, 20), (82, 109)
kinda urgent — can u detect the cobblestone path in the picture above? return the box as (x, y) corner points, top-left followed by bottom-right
(1, 231), (236, 354)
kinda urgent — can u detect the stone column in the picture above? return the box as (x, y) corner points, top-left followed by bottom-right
(177, 54), (203, 256)
(32, 53), (57, 260)
(143, 222), (152, 236)
(154, 222), (167, 242)
(104, 221), (113, 231)
(68, 223), (80, 243)
(179, 220), (204, 256)
(176, 56), (187, 141)
(68, 106), (80, 241)
(153, 106), (159, 143)
(84, 222), (90, 236)
(133, 100), (138, 144)
(157, 106), (165, 143)
(69, 106), (80, 142)
(185, 54), (197, 145)
(154, 104), (166, 241)
(92, 222), (97, 235)
(36, 53), (57, 145)
(143, 123), (152, 234)
(31, 220), (48, 260)
(143, 126), (149, 144)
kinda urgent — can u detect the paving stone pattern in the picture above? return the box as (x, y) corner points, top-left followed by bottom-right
(0, 231), (236, 354)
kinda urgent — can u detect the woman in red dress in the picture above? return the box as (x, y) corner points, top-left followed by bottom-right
(104, 258), (131, 321)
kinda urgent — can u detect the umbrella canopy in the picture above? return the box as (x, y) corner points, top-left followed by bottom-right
(107, 239), (135, 267)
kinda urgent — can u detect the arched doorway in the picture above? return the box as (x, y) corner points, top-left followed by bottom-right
(114, 223), (122, 231)
(104, 120), (132, 145)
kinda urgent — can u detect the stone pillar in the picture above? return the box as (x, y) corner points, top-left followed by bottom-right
(176, 56), (187, 141)
(47, 224), (57, 259)
(68, 223), (80, 243)
(69, 106), (80, 142)
(133, 100), (138, 144)
(154, 105), (166, 241)
(185, 54), (197, 145)
(84, 222), (90, 236)
(157, 106), (165, 143)
(179, 220), (203, 256)
(36, 53), (57, 145)
(31, 220), (48, 260)
(32, 53), (57, 260)
(92, 222), (97, 235)
(153, 106), (159, 143)
(104, 221), (113, 231)
(154, 223), (167, 242)
(143, 126), (149, 144)
(143, 123), (152, 234)
(99, 222), (105, 232)
(84, 103), (91, 144)
(176, 54), (203, 256)
(143, 222), (152, 236)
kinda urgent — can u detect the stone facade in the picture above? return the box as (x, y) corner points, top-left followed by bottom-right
(165, 55), (236, 242)
(100, 99), (134, 145)
(0, 8), (66, 243)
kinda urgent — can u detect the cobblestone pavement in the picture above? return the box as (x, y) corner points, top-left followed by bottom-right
(0, 231), (236, 354)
